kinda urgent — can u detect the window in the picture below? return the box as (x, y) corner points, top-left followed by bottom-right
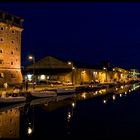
(11, 62), (13, 65)
(16, 47), (18, 51)
(0, 73), (4, 78)
(0, 60), (3, 64)
(12, 30), (15, 34)
(0, 50), (2, 53)
(11, 40), (14, 44)
(11, 74), (15, 78)
(11, 51), (13, 55)
(0, 27), (3, 30)
(0, 38), (3, 42)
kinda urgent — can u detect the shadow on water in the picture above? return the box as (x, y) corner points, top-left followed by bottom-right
(0, 83), (140, 138)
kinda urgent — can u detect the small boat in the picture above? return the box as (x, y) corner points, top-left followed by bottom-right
(30, 90), (57, 98)
(57, 88), (76, 95)
(0, 96), (26, 104)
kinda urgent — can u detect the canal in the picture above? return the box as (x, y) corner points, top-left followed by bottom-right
(0, 83), (140, 139)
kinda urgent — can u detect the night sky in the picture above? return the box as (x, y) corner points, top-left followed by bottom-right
(0, 2), (140, 69)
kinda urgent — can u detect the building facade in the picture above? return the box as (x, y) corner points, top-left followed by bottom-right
(24, 56), (138, 85)
(0, 11), (24, 85)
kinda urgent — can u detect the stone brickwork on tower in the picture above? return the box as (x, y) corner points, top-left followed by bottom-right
(0, 11), (24, 85)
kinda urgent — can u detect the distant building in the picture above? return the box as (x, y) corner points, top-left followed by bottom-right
(24, 56), (113, 85)
(24, 56), (72, 84)
(129, 69), (140, 80)
(0, 11), (24, 85)
(24, 56), (137, 85)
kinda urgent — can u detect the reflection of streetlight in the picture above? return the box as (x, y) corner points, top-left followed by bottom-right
(28, 55), (35, 83)
(27, 127), (32, 135)
(103, 99), (107, 104)
(71, 102), (76, 108)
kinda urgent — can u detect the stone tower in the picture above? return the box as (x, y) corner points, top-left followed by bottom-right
(0, 11), (24, 85)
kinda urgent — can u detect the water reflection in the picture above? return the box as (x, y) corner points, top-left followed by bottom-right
(0, 83), (140, 138)
(0, 108), (20, 138)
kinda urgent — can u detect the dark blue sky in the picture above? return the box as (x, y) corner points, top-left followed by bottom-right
(0, 2), (140, 68)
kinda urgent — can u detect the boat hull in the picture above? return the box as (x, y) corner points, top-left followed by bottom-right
(31, 90), (57, 98)
(0, 96), (26, 104)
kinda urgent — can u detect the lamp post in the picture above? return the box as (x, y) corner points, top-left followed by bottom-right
(68, 61), (75, 85)
(103, 67), (107, 83)
(28, 55), (35, 84)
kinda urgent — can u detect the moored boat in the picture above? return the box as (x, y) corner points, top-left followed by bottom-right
(0, 96), (26, 104)
(30, 90), (57, 98)
(0, 91), (26, 104)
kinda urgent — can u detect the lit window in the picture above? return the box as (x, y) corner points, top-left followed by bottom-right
(40, 75), (46, 80)
(27, 74), (33, 81)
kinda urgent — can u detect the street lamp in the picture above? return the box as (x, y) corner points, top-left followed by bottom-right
(68, 61), (75, 85)
(28, 55), (35, 84)
(103, 67), (107, 83)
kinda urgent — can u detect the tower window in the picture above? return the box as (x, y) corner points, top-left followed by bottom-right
(11, 62), (13, 65)
(11, 51), (13, 54)
(12, 30), (15, 34)
(0, 38), (3, 42)
(0, 60), (3, 64)
(0, 27), (3, 30)
(11, 40), (14, 44)
(0, 50), (2, 53)
(16, 47), (18, 50)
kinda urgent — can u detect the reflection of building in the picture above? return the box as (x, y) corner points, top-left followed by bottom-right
(0, 108), (20, 138)
(0, 11), (24, 85)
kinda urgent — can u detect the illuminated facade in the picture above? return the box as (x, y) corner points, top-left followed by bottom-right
(0, 11), (24, 85)
(25, 56), (138, 85)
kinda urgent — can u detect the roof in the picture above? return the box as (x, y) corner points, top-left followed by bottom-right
(26, 56), (72, 69)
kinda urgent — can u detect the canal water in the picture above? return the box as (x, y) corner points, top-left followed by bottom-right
(0, 83), (140, 139)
